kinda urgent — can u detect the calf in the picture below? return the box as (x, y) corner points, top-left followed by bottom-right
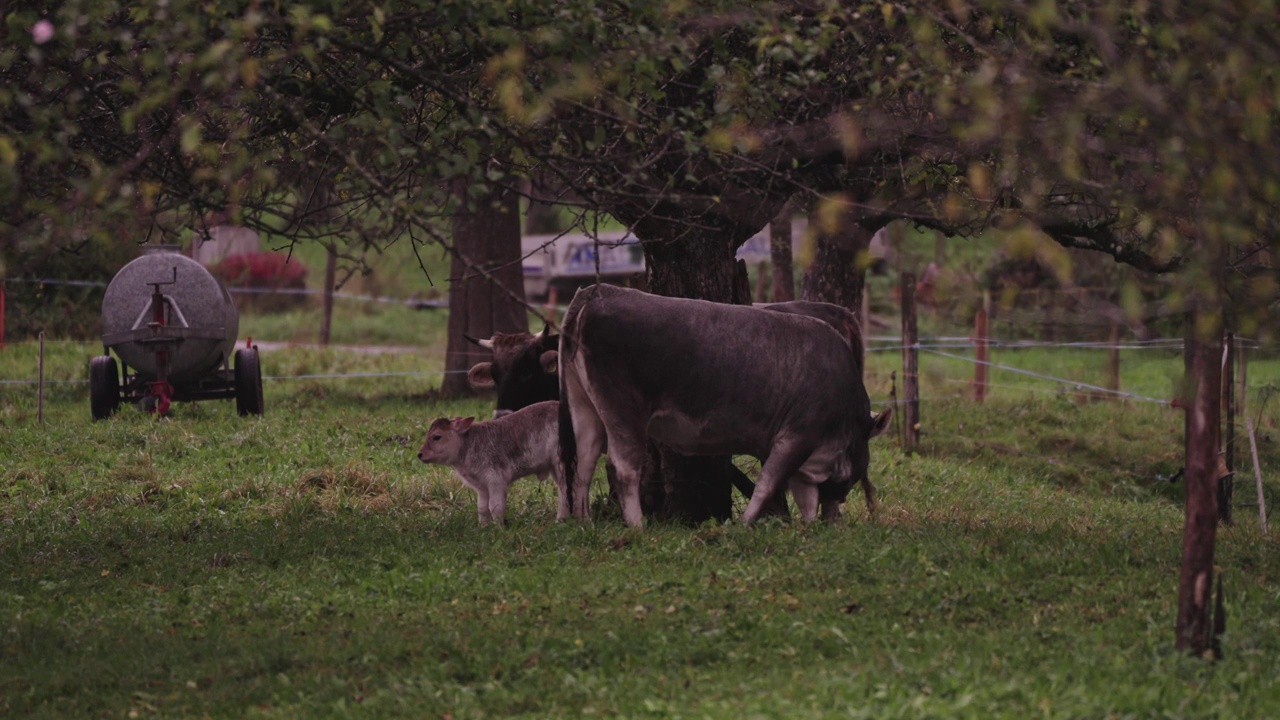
(417, 400), (566, 524)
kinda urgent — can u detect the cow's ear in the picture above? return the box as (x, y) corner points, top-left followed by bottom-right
(454, 417), (475, 433)
(540, 350), (559, 375)
(869, 406), (893, 439)
(468, 362), (496, 389)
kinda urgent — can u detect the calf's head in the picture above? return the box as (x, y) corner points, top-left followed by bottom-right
(417, 416), (475, 465)
(466, 325), (560, 417)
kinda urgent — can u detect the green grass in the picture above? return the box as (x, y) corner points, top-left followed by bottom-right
(2, 337), (1280, 718)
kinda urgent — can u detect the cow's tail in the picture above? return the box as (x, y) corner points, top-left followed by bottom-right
(557, 297), (581, 514)
(558, 381), (577, 513)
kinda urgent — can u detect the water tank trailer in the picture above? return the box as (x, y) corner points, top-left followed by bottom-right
(90, 245), (264, 419)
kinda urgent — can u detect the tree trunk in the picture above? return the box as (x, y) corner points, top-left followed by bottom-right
(800, 202), (880, 320)
(441, 182), (528, 397)
(770, 205), (795, 302)
(1175, 307), (1223, 656)
(644, 233), (749, 304)
(637, 233), (749, 524)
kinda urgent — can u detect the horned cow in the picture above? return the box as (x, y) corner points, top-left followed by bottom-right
(465, 326), (559, 418)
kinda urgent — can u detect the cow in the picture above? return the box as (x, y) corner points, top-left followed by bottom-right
(465, 325), (559, 418)
(558, 284), (892, 527)
(753, 299), (894, 519)
(417, 400), (566, 524)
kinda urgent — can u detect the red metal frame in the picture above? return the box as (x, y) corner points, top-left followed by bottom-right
(145, 273), (177, 416)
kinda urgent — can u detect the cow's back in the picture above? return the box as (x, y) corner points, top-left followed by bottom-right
(761, 300), (866, 375)
(561, 285), (866, 458)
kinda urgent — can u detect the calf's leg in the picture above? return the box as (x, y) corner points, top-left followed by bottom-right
(472, 484), (493, 525)
(487, 483), (509, 525)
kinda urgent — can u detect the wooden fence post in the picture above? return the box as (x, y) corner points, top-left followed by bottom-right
(545, 285), (559, 326)
(38, 331), (45, 424)
(901, 273), (919, 453)
(1106, 323), (1121, 394)
(1237, 339), (1248, 425)
(1246, 418), (1269, 535)
(320, 242), (337, 346)
(1221, 332), (1235, 524)
(889, 370), (899, 444)
(974, 291), (989, 402)
(861, 285), (870, 341)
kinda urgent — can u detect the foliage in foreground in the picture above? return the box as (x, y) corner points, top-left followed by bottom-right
(1, 344), (1279, 718)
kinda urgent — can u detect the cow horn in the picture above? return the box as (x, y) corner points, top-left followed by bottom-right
(463, 334), (495, 350)
(534, 324), (549, 341)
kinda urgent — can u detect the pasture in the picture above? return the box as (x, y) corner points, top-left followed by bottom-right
(2, 335), (1280, 718)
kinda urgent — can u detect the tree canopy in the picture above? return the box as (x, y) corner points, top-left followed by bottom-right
(4, 0), (1277, 328)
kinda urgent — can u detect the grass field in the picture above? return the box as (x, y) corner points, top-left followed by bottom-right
(3, 323), (1280, 718)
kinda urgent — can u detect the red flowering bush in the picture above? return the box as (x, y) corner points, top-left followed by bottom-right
(210, 252), (309, 313)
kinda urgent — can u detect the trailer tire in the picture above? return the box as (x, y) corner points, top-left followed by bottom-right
(234, 348), (265, 417)
(90, 355), (120, 420)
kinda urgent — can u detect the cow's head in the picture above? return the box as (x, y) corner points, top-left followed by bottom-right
(417, 416), (475, 465)
(821, 406), (895, 517)
(466, 325), (560, 418)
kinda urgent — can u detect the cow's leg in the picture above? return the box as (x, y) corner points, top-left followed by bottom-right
(569, 404), (607, 521)
(561, 365), (607, 522)
(789, 479), (820, 522)
(602, 434), (648, 528)
(860, 477), (878, 518)
(741, 443), (811, 524)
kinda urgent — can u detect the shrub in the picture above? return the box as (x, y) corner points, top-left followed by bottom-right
(210, 252), (309, 313)
(0, 236), (138, 340)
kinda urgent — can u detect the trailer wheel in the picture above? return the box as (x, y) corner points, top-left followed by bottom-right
(90, 355), (120, 420)
(234, 348), (265, 417)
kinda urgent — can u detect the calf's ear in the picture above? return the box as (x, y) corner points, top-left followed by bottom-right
(869, 406), (894, 439)
(468, 362), (496, 389)
(540, 350), (559, 374)
(453, 417), (475, 433)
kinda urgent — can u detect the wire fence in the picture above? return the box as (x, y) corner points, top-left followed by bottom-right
(2, 276), (449, 309)
(1, 332), (1270, 411)
(4, 277), (1277, 419)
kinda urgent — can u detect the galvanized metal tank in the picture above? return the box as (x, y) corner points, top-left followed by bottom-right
(101, 245), (239, 385)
